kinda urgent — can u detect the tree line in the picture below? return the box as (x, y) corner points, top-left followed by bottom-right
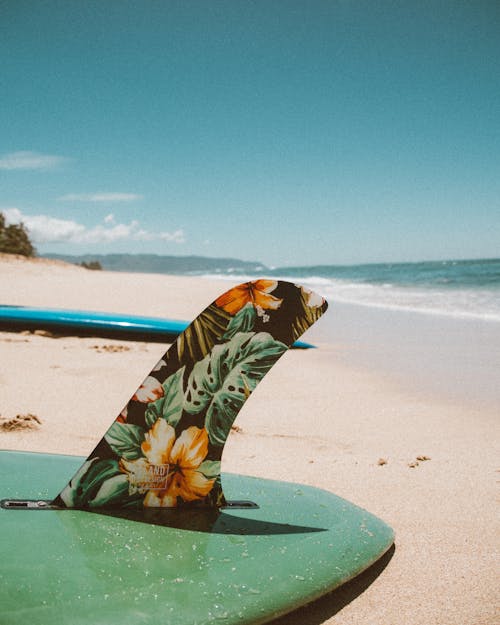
(0, 212), (101, 269)
(0, 212), (35, 256)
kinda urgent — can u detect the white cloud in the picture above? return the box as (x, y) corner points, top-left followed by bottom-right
(3, 208), (85, 243)
(58, 193), (142, 202)
(159, 230), (185, 243)
(0, 151), (68, 170)
(2, 208), (185, 246)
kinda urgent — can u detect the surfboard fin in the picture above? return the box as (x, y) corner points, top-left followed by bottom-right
(51, 280), (328, 509)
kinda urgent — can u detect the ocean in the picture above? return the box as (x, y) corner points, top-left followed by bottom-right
(199, 258), (500, 322)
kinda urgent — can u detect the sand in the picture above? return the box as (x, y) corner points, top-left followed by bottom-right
(0, 254), (498, 625)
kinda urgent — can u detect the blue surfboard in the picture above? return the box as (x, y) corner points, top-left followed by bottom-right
(0, 304), (314, 348)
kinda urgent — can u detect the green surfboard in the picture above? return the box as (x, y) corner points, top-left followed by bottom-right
(0, 280), (394, 623)
(0, 451), (393, 625)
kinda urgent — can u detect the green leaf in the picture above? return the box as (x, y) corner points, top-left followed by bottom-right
(222, 303), (257, 340)
(145, 366), (185, 428)
(105, 422), (146, 460)
(198, 459), (221, 480)
(90, 474), (130, 507)
(290, 287), (328, 341)
(177, 304), (232, 363)
(184, 332), (287, 446)
(59, 458), (123, 507)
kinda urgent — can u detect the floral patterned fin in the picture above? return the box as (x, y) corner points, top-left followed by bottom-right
(51, 280), (328, 510)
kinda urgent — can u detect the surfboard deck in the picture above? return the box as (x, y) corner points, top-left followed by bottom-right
(0, 450), (394, 625)
(0, 304), (315, 349)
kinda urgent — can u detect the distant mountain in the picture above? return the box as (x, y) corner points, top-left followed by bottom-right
(43, 253), (269, 276)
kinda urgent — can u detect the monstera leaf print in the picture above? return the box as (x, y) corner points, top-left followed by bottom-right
(177, 304), (232, 364)
(184, 331), (287, 446)
(52, 279), (328, 510)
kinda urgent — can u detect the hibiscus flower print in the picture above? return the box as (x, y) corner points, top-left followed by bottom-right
(215, 279), (282, 315)
(299, 285), (326, 308)
(119, 419), (215, 507)
(132, 376), (164, 403)
(116, 407), (128, 423)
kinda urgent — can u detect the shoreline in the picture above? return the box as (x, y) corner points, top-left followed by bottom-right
(307, 300), (500, 413)
(0, 256), (498, 625)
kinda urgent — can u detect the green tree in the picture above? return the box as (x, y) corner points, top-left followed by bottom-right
(80, 261), (102, 270)
(0, 212), (36, 257)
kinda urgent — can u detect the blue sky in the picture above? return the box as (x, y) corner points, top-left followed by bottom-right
(1, 0), (499, 267)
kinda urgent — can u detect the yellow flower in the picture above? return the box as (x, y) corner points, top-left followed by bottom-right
(216, 279), (282, 315)
(120, 419), (215, 507)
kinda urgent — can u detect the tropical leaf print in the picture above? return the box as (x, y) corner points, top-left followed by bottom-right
(52, 279), (328, 509)
(222, 303), (258, 340)
(198, 459), (221, 480)
(91, 474), (131, 507)
(144, 366), (185, 428)
(105, 422), (146, 460)
(177, 304), (231, 363)
(58, 457), (131, 508)
(184, 332), (287, 446)
(289, 286), (327, 341)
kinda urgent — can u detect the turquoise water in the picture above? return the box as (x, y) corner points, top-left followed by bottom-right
(202, 258), (500, 321)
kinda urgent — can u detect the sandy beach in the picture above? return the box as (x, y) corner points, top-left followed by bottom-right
(0, 255), (498, 625)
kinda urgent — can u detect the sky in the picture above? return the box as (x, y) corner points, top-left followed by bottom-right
(1, 0), (499, 267)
